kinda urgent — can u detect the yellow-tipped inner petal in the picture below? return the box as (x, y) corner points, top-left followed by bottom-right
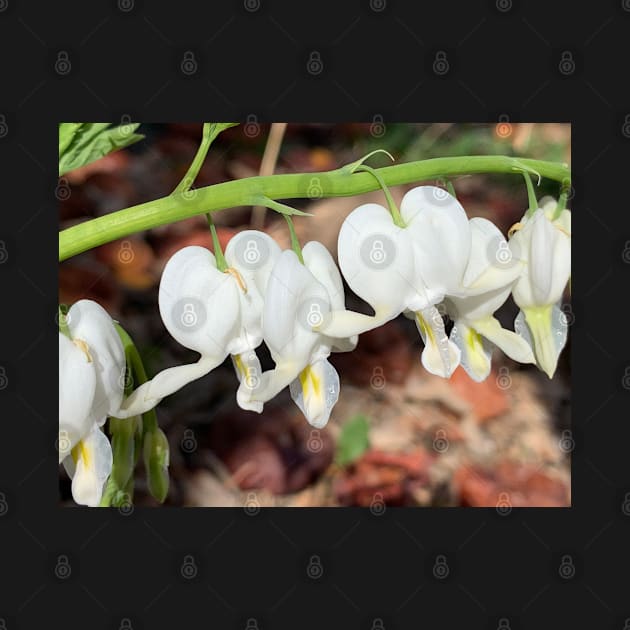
(298, 365), (321, 401)
(416, 313), (435, 345)
(224, 267), (248, 294)
(233, 353), (251, 382)
(71, 440), (91, 468)
(72, 338), (93, 363)
(466, 327), (488, 376)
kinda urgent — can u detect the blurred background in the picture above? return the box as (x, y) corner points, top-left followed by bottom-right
(59, 122), (571, 507)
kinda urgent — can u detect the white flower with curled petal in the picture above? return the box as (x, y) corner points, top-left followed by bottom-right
(240, 241), (357, 428)
(445, 217), (535, 382)
(321, 185), (476, 378)
(509, 198), (571, 378)
(118, 230), (281, 416)
(59, 299), (125, 506)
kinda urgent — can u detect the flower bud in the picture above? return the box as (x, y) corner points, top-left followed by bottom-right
(109, 417), (136, 489)
(143, 428), (170, 503)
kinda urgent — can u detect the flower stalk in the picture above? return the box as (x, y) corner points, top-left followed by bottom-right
(59, 156), (570, 261)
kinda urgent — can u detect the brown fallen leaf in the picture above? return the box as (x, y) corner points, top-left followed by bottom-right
(454, 460), (569, 507)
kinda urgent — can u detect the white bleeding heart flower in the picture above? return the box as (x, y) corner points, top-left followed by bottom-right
(509, 198), (571, 378)
(118, 230), (282, 416)
(445, 217), (535, 382)
(59, 299), (125, 506)
(240, 241), (357, 429)
(322, 185), (476, 378)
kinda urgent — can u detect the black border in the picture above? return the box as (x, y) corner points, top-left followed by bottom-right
(1, 1), (630, 628)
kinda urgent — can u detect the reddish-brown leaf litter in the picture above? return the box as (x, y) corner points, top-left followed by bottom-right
(59, 123), (571, 507)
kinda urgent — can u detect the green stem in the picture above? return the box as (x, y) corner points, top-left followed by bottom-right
(173, 123), (213, 194)
(354, 164), (405, 228)
(59, 156), (570, 261)
(553, 181), (569, 220)
(58, 305), (71, 338)
(206, 214), (228, 271)
(522, 171), (538, 217)
(284, 215), (304, 264)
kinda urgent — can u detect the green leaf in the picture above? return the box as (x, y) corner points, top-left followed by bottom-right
(173, 122), (239, 194)
(335, 414), (370, 466)
(59, 122), (145, 176)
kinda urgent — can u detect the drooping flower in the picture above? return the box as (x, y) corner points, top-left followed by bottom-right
(59, 299), (125, 506)
(445, 217), (535, 381)
(239, 241), (357, 428)
(118, 230), (281, 416)
(509, 198), (571, 378)
(321, 186), (478, 377)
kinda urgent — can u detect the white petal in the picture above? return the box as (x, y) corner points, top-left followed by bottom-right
(302, 241), (346, 311)
(318, 308), (397, 339)
(473, 316), (535, 364)
(242, 360), (304, 405)
(450, 320), (492, 382)
(225, 231), (282, 352)
(263, 250), (329, 365)
(463, 217), (523, 293)
(548, 228), (571, 306)
(289, 358), (339, 428)
(232, 350), (264, 413)
(415, 306), (461, 378)
(116, 356), (221, 417)
(64, 425), (112, 507)
(515, 302), (567, 378)
(447, 283), (513, 324)
(67, 300), (125, 419)
(329, 334), (358, 353)
(302, 240), (360, 352)
(59, 333), (96, 462)
(337, 203), (418, 316)
(224, 229), (283, 296)
(159, 246), (242, 357)
(401, 186), (471, 296)
(529, 210), (555, 305)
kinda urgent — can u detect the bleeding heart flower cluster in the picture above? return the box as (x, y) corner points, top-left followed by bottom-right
(59, 186), (571, 505)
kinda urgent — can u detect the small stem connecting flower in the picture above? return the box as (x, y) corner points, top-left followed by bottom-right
(284, 215), (304, 264)
(345, 150), (405, 228)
